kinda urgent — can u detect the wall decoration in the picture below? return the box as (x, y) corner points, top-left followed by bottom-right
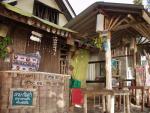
(33, 81), (45, 86)
(136, 66), (146, 86)
(52, 36), (58, 55)
(112, 59), (120, 76)
(12, 52), (41, 71)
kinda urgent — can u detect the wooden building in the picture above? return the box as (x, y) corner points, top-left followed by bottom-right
(0, 1), (76, 113)
(0, 0), (77, 74)
(66, 1), (150, 83)
(66, 2), (150, 112)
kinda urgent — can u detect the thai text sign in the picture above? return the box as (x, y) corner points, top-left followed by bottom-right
(12, 91), (33, 105)
(10, 88), (36, 108)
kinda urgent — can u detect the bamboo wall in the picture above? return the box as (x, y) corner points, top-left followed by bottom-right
(0, 71), (70, 113)
(0, 24), (69, 74)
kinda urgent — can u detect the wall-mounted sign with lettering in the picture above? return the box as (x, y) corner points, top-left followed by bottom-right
(9, 88), (37, 108)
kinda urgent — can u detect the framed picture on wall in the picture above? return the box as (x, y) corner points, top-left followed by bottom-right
(112, 59), (120, 77)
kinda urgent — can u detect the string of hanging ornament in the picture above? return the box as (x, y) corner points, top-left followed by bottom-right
(27, 31), (59, 55)
(93, 31), (108, 52)
(52, 36), (58, 56)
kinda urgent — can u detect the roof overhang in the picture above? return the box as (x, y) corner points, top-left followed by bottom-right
(0, 3), (77, 37)
(65, 2), (144, 28)
(65, 2), (150, 50)
(55, 0), (76, 21)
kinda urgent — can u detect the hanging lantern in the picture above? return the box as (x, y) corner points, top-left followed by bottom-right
(96, 13), (104, 32)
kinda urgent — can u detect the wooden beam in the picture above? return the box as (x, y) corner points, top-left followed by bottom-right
(109, 16), (121, 30)
(142, 10), (150, 24)
(107, 16), (116, 29)
(112, 15), (128, 29)
(105, 8), (141, 14)
(128, 14), (150, 39)
(133, 26), (149, 38)
(140, 23), (150, 37)
(112, 22), (145, 31)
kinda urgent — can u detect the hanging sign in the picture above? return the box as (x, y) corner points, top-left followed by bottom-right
(9, 88), (37, 108)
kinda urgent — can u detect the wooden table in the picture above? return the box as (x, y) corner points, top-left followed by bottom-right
(82, 88), (130, 113)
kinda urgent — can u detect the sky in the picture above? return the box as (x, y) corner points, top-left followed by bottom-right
(68, 0), (147, 14)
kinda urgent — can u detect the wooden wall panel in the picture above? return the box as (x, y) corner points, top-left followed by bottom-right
(0, 24), (61, 73)
(12, 28), (28, 54)
(26, 35), (60, 73)
(0, 26), (28, 71)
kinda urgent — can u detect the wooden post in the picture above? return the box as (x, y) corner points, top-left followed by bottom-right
(105, 32), (112, 90)
(102, 96), (106, 112)
(104, 32), (114, 113)
(125, 47), (129, 82)
(83, 94), (87, 113)
(126, 94), (130, 113)
(133, 38), (138, 105)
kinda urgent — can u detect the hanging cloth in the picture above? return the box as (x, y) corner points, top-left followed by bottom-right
(71, 49), (89, 87)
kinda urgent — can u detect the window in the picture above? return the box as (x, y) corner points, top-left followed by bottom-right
(87, 61), (105, 81)
(33, 1), (59, 24)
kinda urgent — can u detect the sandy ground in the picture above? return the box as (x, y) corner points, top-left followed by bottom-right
(72, 104), (150, 113)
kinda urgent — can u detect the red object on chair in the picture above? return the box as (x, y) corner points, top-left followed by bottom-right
(71, 88), (84, 105)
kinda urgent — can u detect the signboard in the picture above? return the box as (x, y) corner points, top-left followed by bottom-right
(9, 88), (37, 108)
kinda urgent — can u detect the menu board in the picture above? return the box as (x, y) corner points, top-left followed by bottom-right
(9, 88), (37, 108)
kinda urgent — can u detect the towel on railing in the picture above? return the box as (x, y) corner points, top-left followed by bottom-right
(71, 88), (83, 105)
